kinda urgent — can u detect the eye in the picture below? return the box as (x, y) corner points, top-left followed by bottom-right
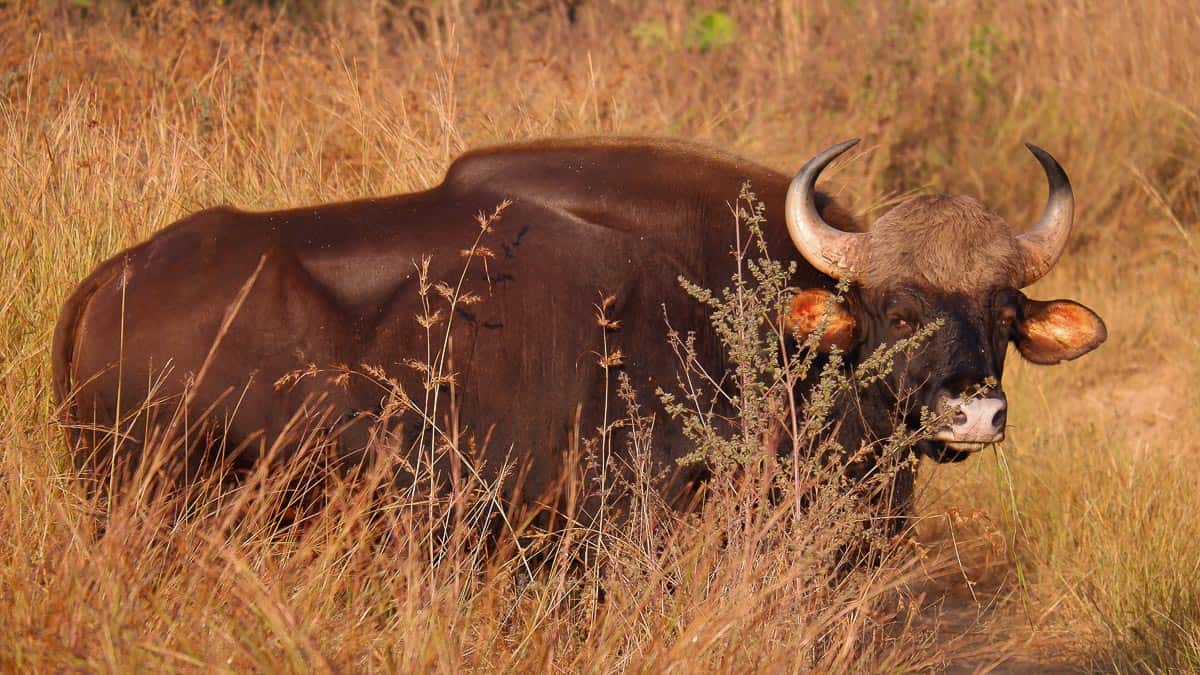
(996, 306), (1017, 332)
(885, 293), (921, 337)
(889, 314), (915, 335)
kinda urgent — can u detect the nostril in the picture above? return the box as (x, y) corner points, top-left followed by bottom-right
(992, 407), (1007, 430)
(952, 409), (968, 426)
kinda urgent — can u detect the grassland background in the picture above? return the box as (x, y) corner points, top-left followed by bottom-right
(2, 0), (1200, 671)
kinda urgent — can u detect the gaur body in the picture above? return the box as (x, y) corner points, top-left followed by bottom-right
(53, 137), (1106, 513)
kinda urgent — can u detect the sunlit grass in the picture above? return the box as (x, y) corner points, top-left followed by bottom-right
(3, 0), (1200, 671)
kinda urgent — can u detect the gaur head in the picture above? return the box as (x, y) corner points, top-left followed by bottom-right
(784, 139), (1107, 462)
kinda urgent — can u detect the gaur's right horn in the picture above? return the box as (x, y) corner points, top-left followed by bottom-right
(785, 139), (869, 280)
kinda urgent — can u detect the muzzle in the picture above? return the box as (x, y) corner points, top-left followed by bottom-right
(932, 389), (1007, 451)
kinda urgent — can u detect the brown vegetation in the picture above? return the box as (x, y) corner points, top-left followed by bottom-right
(2, 0), (1199, 671)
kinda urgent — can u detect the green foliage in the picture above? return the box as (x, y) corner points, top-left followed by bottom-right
(659, 183), (941, 474)
(963, 22), (1007, 103)
(658, 186), (800, 469)
(633, 9), (736, 52)
(687, 10), (735, 52)
(654, 184), (948, 569)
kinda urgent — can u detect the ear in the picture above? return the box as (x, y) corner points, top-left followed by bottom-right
(1016, 297), (1107, 365)
(785, 289), (857, 352)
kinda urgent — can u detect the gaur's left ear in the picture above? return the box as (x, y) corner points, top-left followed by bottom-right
(1016, 297), (1107, 365)
(784, 289), (856, 352)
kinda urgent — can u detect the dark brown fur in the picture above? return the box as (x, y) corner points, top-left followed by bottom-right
(52, 138), (843, 507)
(52, 137), (1105, 523)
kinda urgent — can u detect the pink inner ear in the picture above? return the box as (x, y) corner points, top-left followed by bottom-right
(1040, 304), (1095, 345)
(786, 290), (855, 351)
(1019, 299), (1106, 364)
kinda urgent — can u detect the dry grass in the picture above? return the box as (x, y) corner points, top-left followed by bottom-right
(2, 0), (1200, 671)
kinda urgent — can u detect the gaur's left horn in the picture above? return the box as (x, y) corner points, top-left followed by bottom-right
(785, 139), (869, 280)
(1016, 143), (1075, 287)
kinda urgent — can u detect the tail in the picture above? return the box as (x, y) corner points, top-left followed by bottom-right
(52, 253), (126, 423)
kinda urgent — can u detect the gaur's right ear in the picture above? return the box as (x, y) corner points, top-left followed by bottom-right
(784, 289), (856, 351)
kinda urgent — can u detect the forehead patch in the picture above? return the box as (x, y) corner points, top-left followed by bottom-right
(861, 194), (1022, 293)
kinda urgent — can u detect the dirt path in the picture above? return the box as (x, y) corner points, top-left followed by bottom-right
(927, 585), (1085, 674)
(915, 379), (1176, 671)
(922, 364), (1195, 672)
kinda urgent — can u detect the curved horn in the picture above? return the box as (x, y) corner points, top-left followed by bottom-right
(1016, 143), (1075, 287)
(785, 139), (868, 280)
